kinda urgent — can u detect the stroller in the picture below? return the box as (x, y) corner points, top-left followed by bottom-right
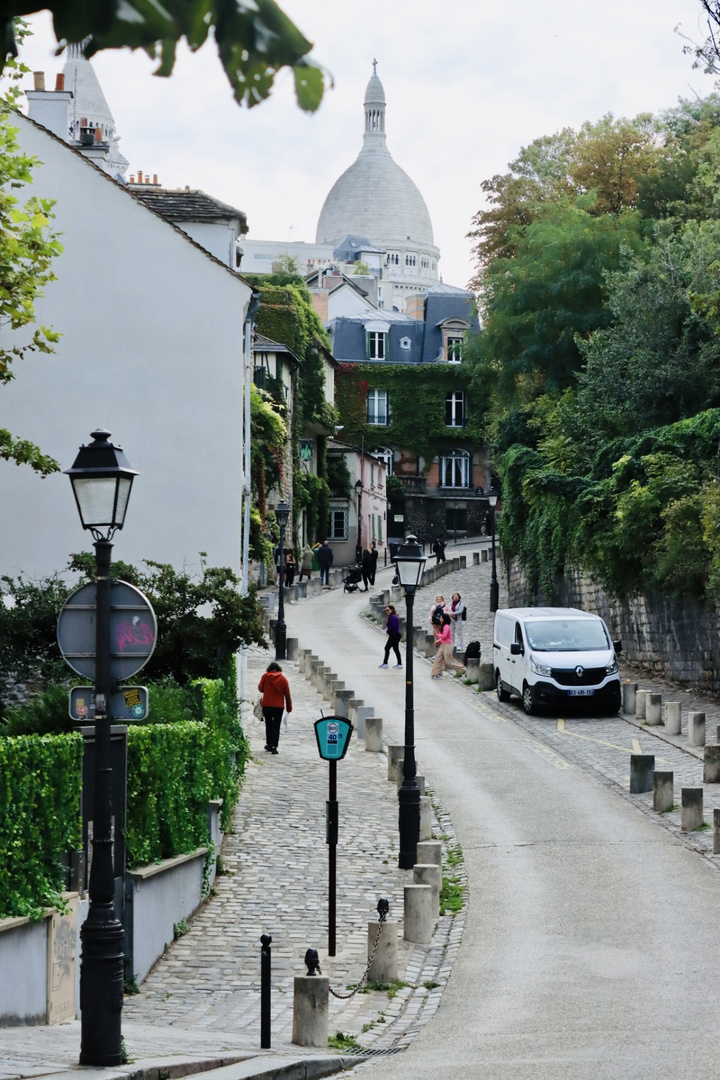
(343, 564), (363, 593)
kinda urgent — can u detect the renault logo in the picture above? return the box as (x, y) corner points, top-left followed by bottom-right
(575, 666), (584, 678)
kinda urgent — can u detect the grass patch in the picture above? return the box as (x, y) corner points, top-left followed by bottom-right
(440, 874), (465, 915)
(328, 1031), (363, 1051)
(445, 843), (464, 868)
(423, 980), (441, 989)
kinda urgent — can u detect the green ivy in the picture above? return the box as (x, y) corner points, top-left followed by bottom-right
(0, 732), (83, 919)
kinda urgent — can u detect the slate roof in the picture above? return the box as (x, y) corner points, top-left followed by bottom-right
(332, 234), (385, 262)
(130, 187), (249, 232)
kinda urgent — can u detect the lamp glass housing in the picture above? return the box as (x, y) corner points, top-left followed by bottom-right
(488, 487), (499, 508)
(355, 479), (363, 494)
(71, 475), (133, 530)
(276, 500), (291, 527)
(394, 535), (426, 589)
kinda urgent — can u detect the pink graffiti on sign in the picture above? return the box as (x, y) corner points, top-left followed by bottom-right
(115, 617), (155, 653)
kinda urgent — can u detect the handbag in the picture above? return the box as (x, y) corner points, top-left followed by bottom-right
(253, 699), (264, 721)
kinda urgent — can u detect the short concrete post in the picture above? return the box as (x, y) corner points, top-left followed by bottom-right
(335, 689), (355, 718)
(413, 863), (441, 919)
(689, 712), (706, 747)
(366, 920), (398, 983)
(399, 772), (426, 795)
(424, 633), (436, 659)
(681, 788), (704, 832)
(664, 701), (681, 736)
(355, 706), (374, 740)
(621, 681), (637, 714)
(478, 663), (495, 690)
(629, 754), (655, 794)
(365, 717), (383, 752)
(269, 618), (277, 644)
(298, 649), (312, 675)
(286, 637), (299, 661)
(416, 839), (442, 867)
(481, 549), (488, 563)
(404, 884), (433, 944)
(297, 581), (307, 599)
(714, 808), (720, 855)
(645, 693), (662, 726)
(653, 771), (674, 813)
(704, 745), (720, 783)
(465, 658), (479, 684)
(387, 745), (405, 782)
(472, 551), (480, 566)
(292, 975), (329, 1047)
(635, 689), (647, 720)
(419, 796), (432, 841)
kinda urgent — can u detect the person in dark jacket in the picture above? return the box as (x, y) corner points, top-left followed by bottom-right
(368, 539), (379, 585)
(379, 605), (402, 668)
(258, 661), (293, 754)
(432, 535), (447, 563)
(317, 539), (334, 586)
(361, 546), (373, 591)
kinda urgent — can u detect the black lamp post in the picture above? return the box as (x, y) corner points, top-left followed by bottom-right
(488, 487), (499, 613)
(275, 500), (290, 660)
(393, 534), (426, 870)
(65, 429), (137, 1067)
(355, 477), (363, 564)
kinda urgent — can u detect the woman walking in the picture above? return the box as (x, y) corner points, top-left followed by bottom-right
(431, 613), (466, 679)
(257, 661), (293, 754)
(379, 604), (403, 668)
(449, 592), (466, 652)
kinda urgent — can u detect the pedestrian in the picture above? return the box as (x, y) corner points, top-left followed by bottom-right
(257, 661), (293, 754)
(317, 539), (334, 586)
(361, 546), (373, 591)
(432, 535), (447, 563)
(431, 613), (466, 679)
(368, 539), (379, 585)
(284, 549), (297, 587)
(299, 542), (314, 581)
(449, 592), (466, 652)
(379, 604), (403, 668)
(429, 594), (447, 629)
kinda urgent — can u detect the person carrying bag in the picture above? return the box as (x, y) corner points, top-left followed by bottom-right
(257, 661), (293, 754)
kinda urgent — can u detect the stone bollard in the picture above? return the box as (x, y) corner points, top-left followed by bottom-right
(481, 549), (488, 563)
(366, 919), (398, 983)
(689, 712), (706, 747)
(309, 659), (323, 690)
(387, 745), (405, 783)
(635, 689), (647, 720)
(297, 582), (307, 599)
(354, 706), (374, 741)
(473, 552), (480, 566)
(287, 585), (299, 604)
(704, 745), (720, 783)
(645, 693), (662, 726)
(335, 689), (355, 718)
(664, 701), (682, 736)
(365, 717), (383, 752)
(404, 885), (433, 944)
(286, 637), (299, 661)
(424, 633), (436, 659)
(682, 788), (704, 832)
(417, 839), (442, 868)
(413, 863), (441, 919)
(478, 662), (495, 690)
(298, 649), (312, 675)
(460, 556), (467, 569)
(465, 658), (480, 684)
(653, 771), (674, 813)
(630, 754), (655, 794)
(622, 681), (637, 714)
(292, 975), (329, 1047)
(419, 796), (433, 841)
(714, 808), (720, 855)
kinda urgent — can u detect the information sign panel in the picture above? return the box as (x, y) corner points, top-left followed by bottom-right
(314, 715), (353, 761)
(69, 686), (149, 722)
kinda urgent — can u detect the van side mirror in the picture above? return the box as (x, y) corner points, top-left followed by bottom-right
(613, 640), (622, 653)
(510, 642), (523, 656)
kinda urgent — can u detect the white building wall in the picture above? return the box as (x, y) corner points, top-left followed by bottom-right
(176, 219), (239, 269)
(0, 117), (252, 579)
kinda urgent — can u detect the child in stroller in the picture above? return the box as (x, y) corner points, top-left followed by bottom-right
(343, 564), (363, 593)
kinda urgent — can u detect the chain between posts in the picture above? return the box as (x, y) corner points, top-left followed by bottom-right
(315, 899), (389, 1001)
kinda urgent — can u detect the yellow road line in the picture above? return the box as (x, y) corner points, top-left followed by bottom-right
(556, 717), (663, 757)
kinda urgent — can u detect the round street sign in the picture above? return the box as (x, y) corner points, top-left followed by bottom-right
(57, 580), (157, 681)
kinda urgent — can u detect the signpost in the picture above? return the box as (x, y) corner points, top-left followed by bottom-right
(57, 580), (157, 683)
(69, 686), (149, 722)
(314, 715), (353, 956)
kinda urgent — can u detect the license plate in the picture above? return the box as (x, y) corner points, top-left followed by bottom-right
(569, 688), (594, 697)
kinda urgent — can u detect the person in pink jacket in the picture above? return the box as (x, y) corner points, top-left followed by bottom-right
(431, 614), (466, 679)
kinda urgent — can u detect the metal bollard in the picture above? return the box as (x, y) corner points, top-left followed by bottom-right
(260, 933), (272, 1049)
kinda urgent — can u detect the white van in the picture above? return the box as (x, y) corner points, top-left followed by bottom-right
(493, 607), (622, 715)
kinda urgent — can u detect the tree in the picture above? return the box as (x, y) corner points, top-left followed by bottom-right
(1, 2), (327, 112)
(0, 31), (63, 475)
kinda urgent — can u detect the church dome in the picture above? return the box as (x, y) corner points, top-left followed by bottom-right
(316, 64), (435, 250)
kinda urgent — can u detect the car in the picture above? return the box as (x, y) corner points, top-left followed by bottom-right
(493, 607), (622, 716)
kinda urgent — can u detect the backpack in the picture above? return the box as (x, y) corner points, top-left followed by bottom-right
(431, 605), (444, 625)
(464, 640), (481, 660)
(461, 606), (467, 621)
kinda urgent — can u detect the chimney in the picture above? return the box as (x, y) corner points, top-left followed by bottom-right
(94, 126), (103, 143)
(153, 174), (158, 185)
(138, 170), (143, 183)
(25, 75), (73, 141)
(55, 73), (65, 91)
(33, 71), (45, 91)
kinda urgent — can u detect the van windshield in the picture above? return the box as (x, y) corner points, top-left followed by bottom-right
(525, 619), (609, 652)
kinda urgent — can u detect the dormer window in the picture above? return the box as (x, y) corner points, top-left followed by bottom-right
(364, 318), (391, 361)
(447, 337), (463, 363)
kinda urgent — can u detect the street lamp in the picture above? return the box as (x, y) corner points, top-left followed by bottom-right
(65, 429), (137, 1067)
(488, 487), (499, 613)
(275, 500), (290, 660)
(393, 534), (426, 870)
(355, 477), (363, 564)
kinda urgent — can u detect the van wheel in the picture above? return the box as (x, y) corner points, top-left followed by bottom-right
(522, 684), (536, 715)
(496, 672), (510, 703)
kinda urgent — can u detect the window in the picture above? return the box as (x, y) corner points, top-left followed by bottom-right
(405, 254), (416, 267)
(440, 449), (470, 489)
(447, 336), (464, 363)
(445, 391), (465, 428)
(446, 506), (468, 533)
(327, 507), (347, 540)
(367, 331), (387, 361)
(375, 447), (393, 476)
(367, 389), (389, 426)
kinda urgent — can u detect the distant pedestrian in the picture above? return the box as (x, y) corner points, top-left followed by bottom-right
(429, 594), (447, 629)
(284, 549), (297, 587)
(449, 592), (466, 651)
(368, 539), (379, 585)
(432, 535), (447, 563)
(258, 661), (293, 754)
(361, 546), (374, 591)
(431, 614), (466, 678)
(299, 543), (314, 581)
(317, 539), (334, 586)
(379, 604), (402, 668)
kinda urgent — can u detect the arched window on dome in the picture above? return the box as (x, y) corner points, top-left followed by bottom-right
(440, 449), (470, 489)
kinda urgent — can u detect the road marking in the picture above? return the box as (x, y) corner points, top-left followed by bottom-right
(556, 718), (672, 762)
(632, 738), (642, 753)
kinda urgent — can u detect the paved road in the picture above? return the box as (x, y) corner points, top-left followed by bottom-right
(286, 566), (720, 1079)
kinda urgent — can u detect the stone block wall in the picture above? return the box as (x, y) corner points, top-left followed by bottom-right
(508, 560), (720, 693)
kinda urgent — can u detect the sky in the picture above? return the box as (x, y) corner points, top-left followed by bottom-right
(16, 1), (718, 289)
